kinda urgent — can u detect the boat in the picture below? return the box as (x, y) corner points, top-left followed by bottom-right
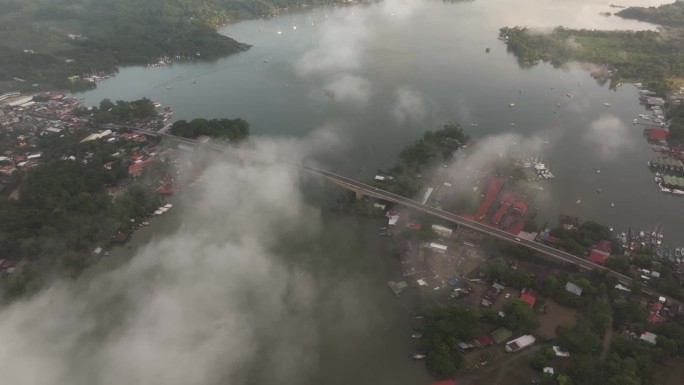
(603, 102), (611, 107)
(659, 184), (672, 193)
(471, 123), (478, 127)
(672, 189), (684, 195)
(566, 93), (572, 98)
(576, 199), (581, 204)
(610, 203), (615, 208)
(633, 119), (638, 124)
(166, 86), (172, 90)
(509, 103), (516, 107)
(596, 169), (600, 174)
(164, 203), (173, 209)
(556, 103), (561, 107)
(509, 123), (516, 126)
(609, 226), (614, 232)
(141, 221), (150, 226)
(597, 188), (602, 194)
(263, 59), (270, 63)
(412, 354), (426, 360)
(411, 333), (423, 339)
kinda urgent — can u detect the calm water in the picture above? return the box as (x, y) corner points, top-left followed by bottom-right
(76, 0), (680, 382)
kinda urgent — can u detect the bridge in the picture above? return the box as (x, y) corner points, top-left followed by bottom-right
(132, 128), (666, 295)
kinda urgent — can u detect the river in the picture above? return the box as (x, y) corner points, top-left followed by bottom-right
(74, 0), (678, 382)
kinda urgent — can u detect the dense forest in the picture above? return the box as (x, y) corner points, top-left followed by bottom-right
(366, 122), (468, 198)
(617, 0), (684, 28)
(170, 118), (250, 141)
(498, 26), (683, 95)
(0, 0), (354, 92)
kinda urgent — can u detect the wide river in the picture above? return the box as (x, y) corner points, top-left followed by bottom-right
(77, 0), (677, 381)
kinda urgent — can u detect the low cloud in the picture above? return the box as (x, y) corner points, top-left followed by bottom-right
(0, 132), (355, 385)
(322, 74), (372, 106)
(381, 0), (425, 20)
(391, 86), (427, 124)
(295, 10), (369, 76)
(583, 114), (635, 159)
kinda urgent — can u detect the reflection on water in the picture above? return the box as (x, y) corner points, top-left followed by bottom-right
(76, 0), (681, 241)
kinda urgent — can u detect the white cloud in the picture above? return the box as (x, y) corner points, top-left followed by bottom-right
(391, 86), (427, 124)
(583, 114), (635, 159)
(321, 74), (372, 106)
(0, 133), (355, 385)
(295, 10), (369, 76)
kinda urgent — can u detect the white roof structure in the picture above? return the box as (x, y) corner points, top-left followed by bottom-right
(640, 331), (657, 345)
(431, 224), (453, 236)
(659, 296), (666, 303)
(505, 335), (535, 352)
(615, 284), (631, 292)
(552, 346), (570, 357)
(417, 279), (428, 287)
(565, 282), (583, 296)
(543, 367), (554, 375)
(428, 242), (448, 252)
(6, 96), (33, 107)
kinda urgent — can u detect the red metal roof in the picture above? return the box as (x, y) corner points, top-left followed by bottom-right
(128, 158), (153, 174)
(474, 178), (504, 219)
(588, 249), (609, 264)
(647, 129), (668, 140)
(520, 293), (536, 307)
(475, 334), (495, 346)
(596, 240), (612, 254)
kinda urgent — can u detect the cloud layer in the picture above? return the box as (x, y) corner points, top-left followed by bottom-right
(583, 114), (635, 159)
(0, 137), (340, 385)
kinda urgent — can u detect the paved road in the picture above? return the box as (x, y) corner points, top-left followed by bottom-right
(133, 128), (676, 299)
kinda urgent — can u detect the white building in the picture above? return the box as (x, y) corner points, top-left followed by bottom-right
(431, 224), (453, 238)
(640, 331), (657, 345)
(428, 242), (448, 254)
(505, 335), (535, 352)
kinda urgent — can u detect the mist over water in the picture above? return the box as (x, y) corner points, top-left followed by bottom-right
(0, 137), (430, 384)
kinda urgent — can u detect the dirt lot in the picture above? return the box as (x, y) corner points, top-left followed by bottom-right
(535, 300), (578, 339)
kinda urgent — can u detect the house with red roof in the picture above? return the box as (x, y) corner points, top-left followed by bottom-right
(646, 128), (668, 141)
(588, 240), (612, 265)
(520, 293), (536, 307)
(128, 158), (154, 176)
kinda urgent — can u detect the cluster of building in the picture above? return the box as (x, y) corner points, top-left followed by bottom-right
(463, 177), (529, 235)
(0, 92), (177, 193)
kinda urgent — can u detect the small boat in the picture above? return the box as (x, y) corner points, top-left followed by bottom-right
(609, 226), (614, 232)
(597, 188), (602, 194)
(596, 169), (601, 173)
(603, 102), (611, 107)
(166, 86), (172, 90)
(411, 333), (423, 339)
(163, 203), (173, 209)
(610, 203), (615, 208)
(471, 123), (479, 127)
(509, 123), (516, 126)
(141, 221), (150, 226)
(263, 59), (270, 63)
(566, 93), (572, 98)
(412, 354), (426, 360)
(576, 199), (581, 204)
(633, 119), (638, 124)
(509, 103), (516, 107)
